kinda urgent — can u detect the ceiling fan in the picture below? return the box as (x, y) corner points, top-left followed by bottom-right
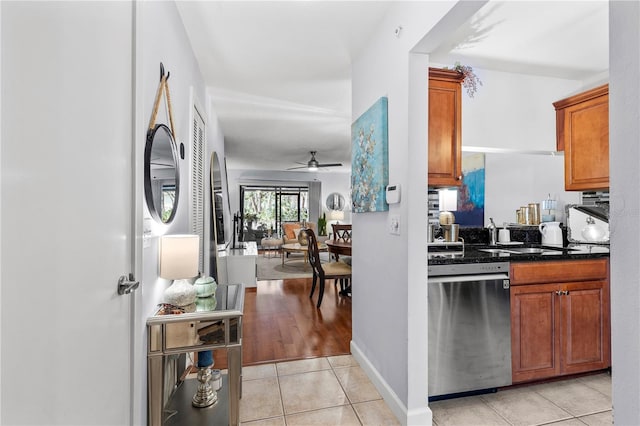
(287, 151), (343, 171)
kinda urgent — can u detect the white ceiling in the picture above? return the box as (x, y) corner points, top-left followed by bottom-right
(177, 1), (609, 172)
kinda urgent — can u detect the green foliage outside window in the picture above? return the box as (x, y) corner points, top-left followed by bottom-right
(243, 188), (308, 232)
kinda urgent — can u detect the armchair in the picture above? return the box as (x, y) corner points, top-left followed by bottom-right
(281, 222), (316, 245)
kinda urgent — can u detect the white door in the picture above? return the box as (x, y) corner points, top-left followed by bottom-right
(1, 3), (138, 424)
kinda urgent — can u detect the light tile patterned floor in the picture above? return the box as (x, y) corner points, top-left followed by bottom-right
(197, 359), (611, 425)
(239, 355), (400, 425)
(431, 372), (612, 426)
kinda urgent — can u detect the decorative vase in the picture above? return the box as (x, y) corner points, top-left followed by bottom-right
(164, 279), (197, 307)
(297, 228), (308, 246)
(195, 295), (217, 312)
(194, 276), (217, 298)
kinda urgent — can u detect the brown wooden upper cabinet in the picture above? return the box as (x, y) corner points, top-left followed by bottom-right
(428, 68), (464, 187)
(553, 84), (609, 191)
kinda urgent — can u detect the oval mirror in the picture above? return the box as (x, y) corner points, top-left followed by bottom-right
(144, 124), (180, 224)
(326, 192), (345, 211)
(210, 152), (231, 250)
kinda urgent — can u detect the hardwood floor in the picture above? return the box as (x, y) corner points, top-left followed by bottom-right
(212, 277), (352, 369)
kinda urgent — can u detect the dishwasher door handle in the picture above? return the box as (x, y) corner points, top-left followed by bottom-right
(428, 273), (510, 284)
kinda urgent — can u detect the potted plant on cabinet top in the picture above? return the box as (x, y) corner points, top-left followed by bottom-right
(451, 62), (482, 98)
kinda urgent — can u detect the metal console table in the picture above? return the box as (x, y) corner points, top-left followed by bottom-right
(147, 283), (244, 426)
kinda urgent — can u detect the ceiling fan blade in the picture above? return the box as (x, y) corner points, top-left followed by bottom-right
(317, 163), (343, 168)
(286, 165), (309, 170)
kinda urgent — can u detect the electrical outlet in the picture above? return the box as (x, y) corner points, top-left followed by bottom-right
(389, 215), (400, 235)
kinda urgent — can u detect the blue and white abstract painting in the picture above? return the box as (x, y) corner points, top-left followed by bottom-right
(455, 153), (485, 226)
(351, 97), (389, 213)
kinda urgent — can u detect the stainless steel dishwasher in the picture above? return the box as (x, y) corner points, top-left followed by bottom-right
(428, 262), (512, 399)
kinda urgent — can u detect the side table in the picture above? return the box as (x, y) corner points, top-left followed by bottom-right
(147, 284), (244, 426)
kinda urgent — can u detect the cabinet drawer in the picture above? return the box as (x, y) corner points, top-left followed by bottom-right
(511, 259), (608, 285)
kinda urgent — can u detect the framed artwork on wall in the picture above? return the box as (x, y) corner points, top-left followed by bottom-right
(455, 153), (485, 226)
(351, 97), (389, 213)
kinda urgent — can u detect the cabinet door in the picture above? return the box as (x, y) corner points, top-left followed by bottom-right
(557, 87), (609, 191)
(560, 280), (611, 374)
(511, 284), (560, 383)
(428, 77), (462, 187)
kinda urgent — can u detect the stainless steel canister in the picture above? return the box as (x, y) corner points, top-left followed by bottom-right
(528, 203), (541, 225)
(519, 206), (530, 224)
(447, 224), (460, 242)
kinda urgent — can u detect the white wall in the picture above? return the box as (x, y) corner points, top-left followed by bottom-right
(609, 1), (640, 424)
(450, 67), (585, 226)
(139, 2), (222, 424)
(483, 153), (581, 227)
(455, 67), (583, 152)
(351, 2), (458, 424)
(0, 3), (4, 419)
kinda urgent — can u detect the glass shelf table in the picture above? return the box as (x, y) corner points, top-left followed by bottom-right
(146, 283), (244, 426)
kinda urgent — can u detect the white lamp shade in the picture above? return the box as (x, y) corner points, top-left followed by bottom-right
(159, 234), (200, 280)
(329, 210), (344, 221)
(439, 189), (458, 212)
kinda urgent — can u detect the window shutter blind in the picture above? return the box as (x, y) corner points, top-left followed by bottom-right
(191, 106), (205, 273)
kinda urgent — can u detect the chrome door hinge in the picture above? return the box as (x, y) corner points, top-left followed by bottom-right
(118, 273), (140, 295)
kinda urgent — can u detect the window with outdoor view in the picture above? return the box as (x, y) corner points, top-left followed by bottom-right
(240, 185), (308, 242)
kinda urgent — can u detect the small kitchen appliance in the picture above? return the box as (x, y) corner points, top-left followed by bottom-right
(565, 204), (609, 244)
(427, 223), (438, 243)
(582, 217), (607, 241)
(539, 221), (563, 246)
(498, 223), (511, 243)
(439, 211), (459, 242)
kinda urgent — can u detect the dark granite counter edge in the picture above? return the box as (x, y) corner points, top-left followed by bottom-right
(428, 245), (609, 265)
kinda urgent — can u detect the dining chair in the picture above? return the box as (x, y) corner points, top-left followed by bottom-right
(304, 229), (352, 308)
(331, 224), (352, 243)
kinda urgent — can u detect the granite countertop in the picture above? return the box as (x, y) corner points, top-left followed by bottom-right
(427, 226), (610, 265)
(428, 242), (609, 265)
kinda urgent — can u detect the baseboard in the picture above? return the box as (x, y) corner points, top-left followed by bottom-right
(350, 341), (433, 426)
(350, 341), (406, 424)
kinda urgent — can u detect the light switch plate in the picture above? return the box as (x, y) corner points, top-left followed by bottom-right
(389, 215), (400, 235)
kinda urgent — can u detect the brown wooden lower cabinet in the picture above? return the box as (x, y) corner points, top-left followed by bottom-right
(510, 259), (610, 384)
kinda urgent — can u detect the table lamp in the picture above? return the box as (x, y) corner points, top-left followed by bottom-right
(159, 234), (200, 309)
(329, 210), (344, 224)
